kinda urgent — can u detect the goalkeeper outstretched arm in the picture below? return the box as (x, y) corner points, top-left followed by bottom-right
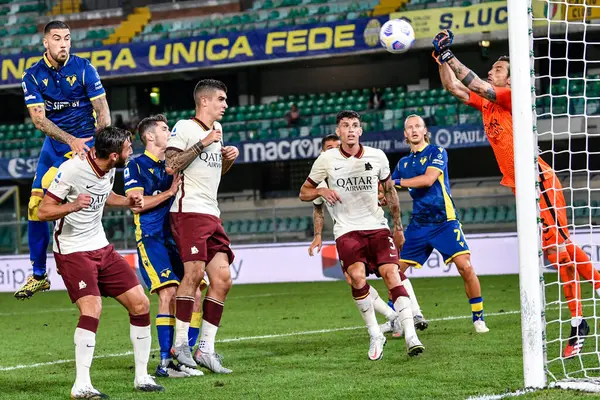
(432, 29), (499, 103)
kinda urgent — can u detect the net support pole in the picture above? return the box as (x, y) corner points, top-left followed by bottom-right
(507, 0), (546, 389)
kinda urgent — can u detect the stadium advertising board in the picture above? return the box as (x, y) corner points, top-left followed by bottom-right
(239, 123), (487, 163)
(1, 231), (599, 292)
(390, 2), (508, 38)
(0, 16), (388, 87)
(0, 124), (487, 178)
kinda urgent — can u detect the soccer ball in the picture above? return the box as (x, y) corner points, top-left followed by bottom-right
(379, 19), (415, 54)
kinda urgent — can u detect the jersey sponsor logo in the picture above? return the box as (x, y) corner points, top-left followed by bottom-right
(42, 78), (48, 86)
(66, 74), (77, 86)
(199, 151), (222, 168)
(432, 159), (444, 166)
(24, 94), (36, 101)
(437, 153), (443, 159)
(45, 99), (81, 111)
(336, 176), (374, 192)
(88, 193), (109, 211)
(94, 81), (102, 90)
(125, 179), (138, 186)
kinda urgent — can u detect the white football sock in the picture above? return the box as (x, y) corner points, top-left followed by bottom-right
(130, 324), (151, 381)
(174, 318), (190, 347)
(354, 289), (381, 338)
(369, 286), (397, 321)
(402, 278), (423, 316)
(571, 316), (583, 328)
(199, 320), (218, 354)
(394, 295), (417, 340)
(74, 328), (95, 387)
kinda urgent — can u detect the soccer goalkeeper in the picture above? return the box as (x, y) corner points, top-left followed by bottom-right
(434, 29), (600, 358)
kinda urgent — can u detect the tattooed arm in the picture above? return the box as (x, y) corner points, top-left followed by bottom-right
(383, 178), (403, 232)
(166, 129), (223, 174)
(28, 105), (76, 144)
(446, 57), (497, 102)
(165, 146), (202, 174)
(439, 63), (470, 102)
(91, 95), (111, 131)
(383, 177), (405, 250)
(308, 203), (325, 256)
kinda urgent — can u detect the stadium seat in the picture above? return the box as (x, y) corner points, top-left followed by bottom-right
(495, 205), (508, 223)
(506, 205), (517, 223)
(483, 206), (497, 224)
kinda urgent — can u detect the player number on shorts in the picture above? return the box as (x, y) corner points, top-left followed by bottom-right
(388, 237), (395, 250)
(454, 229), (461, 241)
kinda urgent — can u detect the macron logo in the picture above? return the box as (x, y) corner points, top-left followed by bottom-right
(191, 246), (199, 255)
(79, 280), (87, 290)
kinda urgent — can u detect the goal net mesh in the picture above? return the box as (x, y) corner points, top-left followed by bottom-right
(530, 0), (600, 389)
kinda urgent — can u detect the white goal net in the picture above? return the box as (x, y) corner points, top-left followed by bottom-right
(528, 0), (600, 391)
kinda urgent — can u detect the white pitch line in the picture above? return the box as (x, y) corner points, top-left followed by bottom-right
(0, 309), (520, 372)
(467, 387), (541, 400)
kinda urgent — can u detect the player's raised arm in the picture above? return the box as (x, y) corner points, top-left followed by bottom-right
(165, 126), (222, 174)
(439, 63), (470, 103)
(432, 30), (499, 103)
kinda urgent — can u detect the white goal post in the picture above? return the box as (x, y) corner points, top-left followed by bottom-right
(507, 0), (547, 389)
(510, 0), (600, 392)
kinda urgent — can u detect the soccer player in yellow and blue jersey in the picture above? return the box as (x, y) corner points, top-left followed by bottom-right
(392, 114), (489, 333)
(16, 21), (111, 299)
(125, 114), (204, 377)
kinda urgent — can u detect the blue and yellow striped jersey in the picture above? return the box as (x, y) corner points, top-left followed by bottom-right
(21, 54), (105, 155)
(124, 150), (174, 241)
(392, 144), (457, 224)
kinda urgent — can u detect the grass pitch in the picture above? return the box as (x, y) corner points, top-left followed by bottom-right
(1, 274), (599, 399)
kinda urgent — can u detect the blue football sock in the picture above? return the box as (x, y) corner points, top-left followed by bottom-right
(469, 297), (484, 322)
(156, 314), (175, 360)
(28, 220), (49, 277)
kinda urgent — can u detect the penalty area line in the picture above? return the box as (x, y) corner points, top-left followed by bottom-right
(0, 309), (521, 372)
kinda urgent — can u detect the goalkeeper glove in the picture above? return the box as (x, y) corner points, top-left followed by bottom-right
(432, 30), (455, 65)
(432, 29), (454, 52)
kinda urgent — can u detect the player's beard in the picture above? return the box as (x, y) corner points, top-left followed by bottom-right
(114, 157), (127, 168)
(50, 49), (69, 65)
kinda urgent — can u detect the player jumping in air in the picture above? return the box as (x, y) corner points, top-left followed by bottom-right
(300, 110), (424, 360)
(125, 114), (206, 378)
(308, 134), (428, 337)
(166, 79), (239, 373)
(435, 29), (600, 356)
(392, 114), (489, 333)
(38, 126), (163, 398)
(16, 20), (111, 299)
